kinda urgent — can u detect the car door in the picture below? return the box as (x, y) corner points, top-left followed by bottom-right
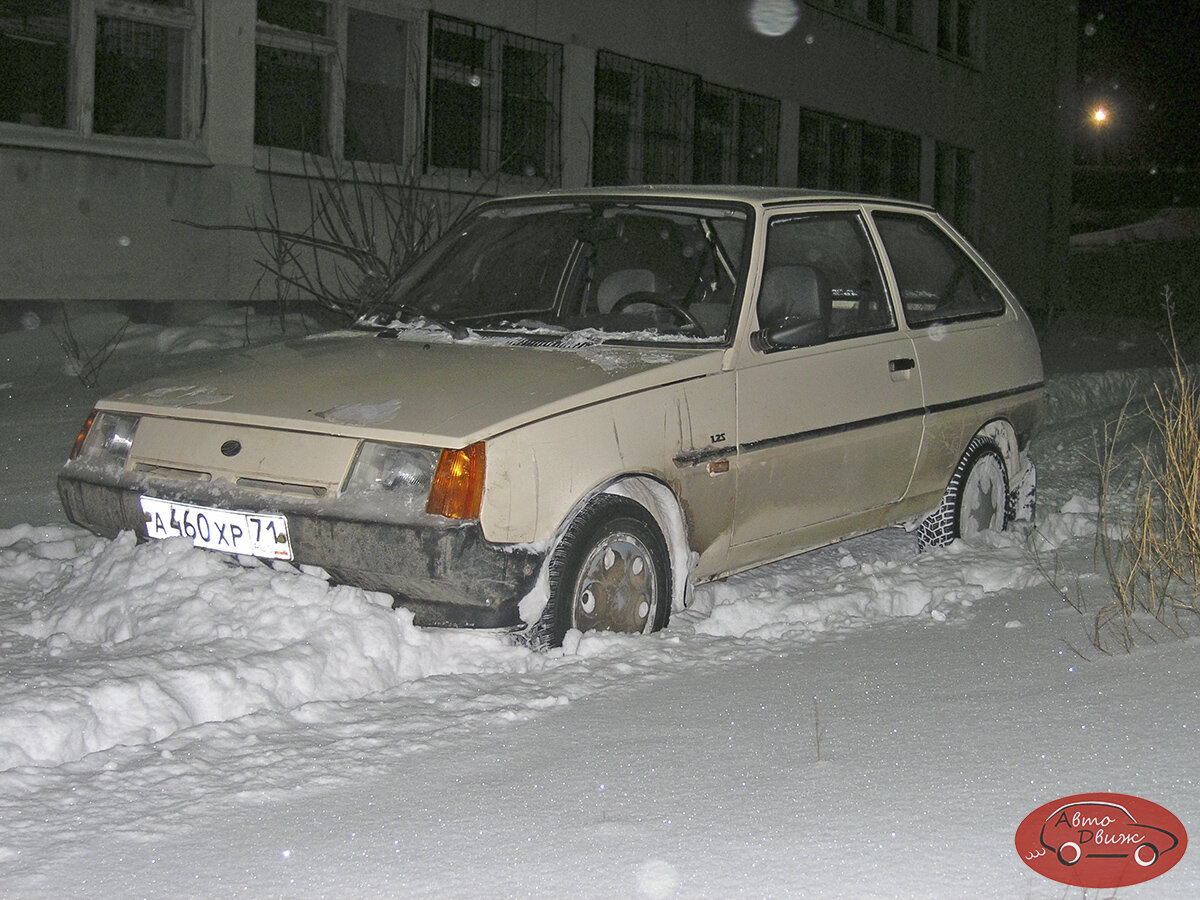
(869, 208), (1044, 501)
(731, 207), (925, 550)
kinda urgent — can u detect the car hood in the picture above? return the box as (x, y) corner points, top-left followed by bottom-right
(105, 330), (728, 446)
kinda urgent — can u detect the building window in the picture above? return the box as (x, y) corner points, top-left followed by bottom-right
(1, 1), (70, 129)
(798, 109), (920, 201)
(693, 86), (731, 184)
(827, 118), (860, 191)
(255, 1), (333, 155)
(937, 0), (976, 60)
(95, 16), (186, 139)
(344, 10), (406, 164)
(935, 141), (974, 235)
(594, 51), (697, 186)
(736, 92), (779, 185)
(1, 0), (195, 139)
(259, 0), (327, 34)
(860, 125), (892, 195)
(425, 13), (561, 180)
(820, 0), (915, 37)
(255, 45), (325, 154)
(888, 129), (921, 200)
(254, 2), (412, 164)
(694, 83), (779, 186)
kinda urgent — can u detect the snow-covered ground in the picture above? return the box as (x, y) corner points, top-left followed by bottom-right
(1, 303), (1197, 898)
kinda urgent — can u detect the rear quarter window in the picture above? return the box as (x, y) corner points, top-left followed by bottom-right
(872, 211), (1006, 327)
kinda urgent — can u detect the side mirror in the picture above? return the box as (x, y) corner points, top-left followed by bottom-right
(754, 264), (831, 351)
(753, 316), (827, 351)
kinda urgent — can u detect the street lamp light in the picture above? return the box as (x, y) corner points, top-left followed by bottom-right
(1089, 105), (1111, 163)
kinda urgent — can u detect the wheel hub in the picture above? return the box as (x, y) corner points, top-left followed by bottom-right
(573, 532), (658, 633)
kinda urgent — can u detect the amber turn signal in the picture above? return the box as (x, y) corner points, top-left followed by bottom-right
(69, 409), (98, 459)
(425, 442), (486, 519)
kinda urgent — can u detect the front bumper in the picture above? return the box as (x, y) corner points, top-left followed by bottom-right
(58, 471), (544, 629)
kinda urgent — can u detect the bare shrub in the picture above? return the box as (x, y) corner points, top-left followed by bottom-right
(1094, 288), (1200, 650)
(187, 153), (486, 324)
(54, 304), (130, 389)
(183, 43), (561, 325)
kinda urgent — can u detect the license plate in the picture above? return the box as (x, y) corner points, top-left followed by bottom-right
(139, 497), (293, 560)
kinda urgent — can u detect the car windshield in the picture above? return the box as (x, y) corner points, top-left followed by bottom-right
(360, 199), (750, 344)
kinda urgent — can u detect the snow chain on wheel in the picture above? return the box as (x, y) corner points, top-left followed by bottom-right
(917, 436), (1010, 550)
(528, 493), (671, 649)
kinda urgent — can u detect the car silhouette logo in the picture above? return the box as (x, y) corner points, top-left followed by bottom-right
(1040, 800), (1179, 867)
(1018, 794), (1186, 888)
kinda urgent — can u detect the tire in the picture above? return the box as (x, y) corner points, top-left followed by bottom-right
(918, 436), (1010, 549)
(1057, 841), (1082, 866)
(1008, 451), (1037, 525)
(1134, 843), (1159, 867)
(531, 493), (671, 649)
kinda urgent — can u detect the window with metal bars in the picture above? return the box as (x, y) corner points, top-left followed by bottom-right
(693, 82), (780, 186)
(798, 109), (920, 201)
(593, 51), (698, 186)
(736, 94), (779, 185)
(935, 141), (975, 236)
(425, 13), (561, 180)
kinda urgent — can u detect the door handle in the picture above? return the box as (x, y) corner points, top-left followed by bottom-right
(889, 357), (915, 372)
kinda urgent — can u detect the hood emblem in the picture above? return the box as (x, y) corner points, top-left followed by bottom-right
(220, 440), (242, 457)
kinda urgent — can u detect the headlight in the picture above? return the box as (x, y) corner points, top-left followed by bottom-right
(343, 441), (486, 520)
(70, 410), (140, 466)
(344, 442), (440, 514)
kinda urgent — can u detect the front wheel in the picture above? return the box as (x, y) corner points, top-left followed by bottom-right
(1057, 841), (1082, 866)
(918, 436), (1010, 549)
(531, 493), (671, 648)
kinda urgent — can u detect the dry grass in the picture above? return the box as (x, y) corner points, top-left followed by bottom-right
(1095, 288), (1200, 651)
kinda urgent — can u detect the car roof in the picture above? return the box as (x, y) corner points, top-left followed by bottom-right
(498, 184), (936, 213)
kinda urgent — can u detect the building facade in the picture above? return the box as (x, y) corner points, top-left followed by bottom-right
(1, 0), (1075, 308)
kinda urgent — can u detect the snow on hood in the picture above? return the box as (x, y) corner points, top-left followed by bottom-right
(105, 330), (725, 445)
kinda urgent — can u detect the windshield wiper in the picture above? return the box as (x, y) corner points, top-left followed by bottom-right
(364, 303), (469, 340)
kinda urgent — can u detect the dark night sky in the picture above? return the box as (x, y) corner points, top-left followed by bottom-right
(1075, 0), (1200, 168)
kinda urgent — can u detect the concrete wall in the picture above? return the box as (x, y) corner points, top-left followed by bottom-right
(0, 0), (1074, 308)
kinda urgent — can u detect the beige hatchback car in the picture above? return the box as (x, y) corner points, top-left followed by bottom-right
(60, 187), (1044, 646)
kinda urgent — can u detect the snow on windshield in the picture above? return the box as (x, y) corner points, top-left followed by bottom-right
(363, 200), (749, 345)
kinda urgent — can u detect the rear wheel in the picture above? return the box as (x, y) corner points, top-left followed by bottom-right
(531, 493), (671, 648)
(918, 436), (1009, 549)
